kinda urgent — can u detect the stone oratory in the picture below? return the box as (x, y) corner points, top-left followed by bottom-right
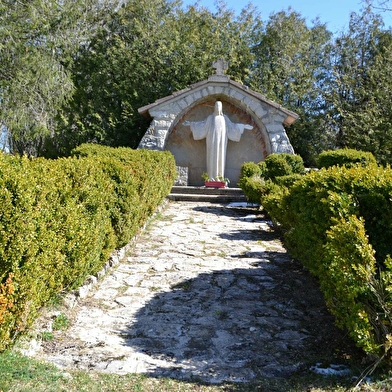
(138, 60), (298, 186)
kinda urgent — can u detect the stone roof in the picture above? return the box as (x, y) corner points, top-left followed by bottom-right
(138, 75), (299, 127)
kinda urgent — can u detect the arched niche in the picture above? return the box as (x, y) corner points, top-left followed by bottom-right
(165, 97), (269, 186)
(138, 70), (298, 186)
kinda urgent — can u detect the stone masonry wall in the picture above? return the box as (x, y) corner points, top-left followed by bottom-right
(138, 77), (296, 185)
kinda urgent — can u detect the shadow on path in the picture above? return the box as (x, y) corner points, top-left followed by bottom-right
(35, 202), (362, 389)
(118, 205), (357, 383)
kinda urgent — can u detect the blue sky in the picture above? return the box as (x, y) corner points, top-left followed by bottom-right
(182, 0), (392, 33)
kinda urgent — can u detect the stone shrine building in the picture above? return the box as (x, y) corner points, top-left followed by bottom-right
(138, 60), (298, 186)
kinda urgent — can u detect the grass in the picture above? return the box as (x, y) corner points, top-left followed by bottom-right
(52, 313), (70, 331)
(39, 331), (54, 342)
(1, 350), (392, 392)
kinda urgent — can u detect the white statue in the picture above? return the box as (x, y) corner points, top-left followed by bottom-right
(184, 101), (253, 180)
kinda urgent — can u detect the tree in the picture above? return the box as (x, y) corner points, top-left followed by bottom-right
(0, 0), (119, 156)
(328, 8), (392, 164)
(52, 0), (260, 156)
(248, 9), (333, 165)
(368, 0), (392, 12)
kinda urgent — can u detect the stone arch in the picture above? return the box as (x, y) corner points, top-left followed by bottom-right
(138, 75), (297, 186)
(166, 95), (270, 186)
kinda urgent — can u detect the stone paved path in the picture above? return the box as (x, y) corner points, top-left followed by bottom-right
(31, 201), (351, 383)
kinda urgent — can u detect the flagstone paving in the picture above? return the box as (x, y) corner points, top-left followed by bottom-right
(29, 201), (357, 383)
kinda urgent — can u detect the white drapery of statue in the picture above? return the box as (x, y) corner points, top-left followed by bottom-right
(184, 101), (253, 180)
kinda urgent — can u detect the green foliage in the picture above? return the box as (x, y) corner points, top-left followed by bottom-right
(0, 145), (176, 350)
(71, 144), (177, 242)
(273, 174), (304, 187)
(52, 0), (259, 156)
(264, 155), (291, 180)
(261, 164), (392, 358)
(238, 154), (304, 204)
(3, 0), (392, 168)
(323, 216), (379, 353)
(238, 177), (270, 205)
(237, 161), (266, 203)
(264, 153), (305, 180)
(0, 0), (118, 156)
(239, 161), (265, 179)
(2, 0), (392, 168)
(317, 149), (377, 169)
(249, 9), (334, 166)
(328, 9), (392, 165)
(52, 313), (70, 331)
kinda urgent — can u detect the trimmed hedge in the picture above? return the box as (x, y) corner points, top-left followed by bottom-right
(261, 164), (392, 357)
(317, 148), (377, 169)
(237, 161), (266, 204)
(71, 144), (177, 246)
(0, 145), (176, 350)
(238, 153), (304, 204)
(264, 153), (305, 180)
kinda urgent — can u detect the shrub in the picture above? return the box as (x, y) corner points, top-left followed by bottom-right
(237, 162), (265, 204)
(273, 174), (303, 188)
(0, 154), (117, 348)
(317, 148), (377, 169)
(0, 145), (176, 350)
(261, 164), (392, 358)
(238, 161), (265, 180)
(264, 153), (305, 180)
(322, 216), (380, 354)
(238, 154), (304, 204)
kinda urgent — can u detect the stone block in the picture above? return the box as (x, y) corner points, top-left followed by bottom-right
(154, 119), (172, 129)
(138, 136), (161, 150)
(221, 87), (230, 96)
(175, 166), (188, 186)
(214, 86), (225, 95)
(231, 90), (245, 102)
(96, 268), (106, 280)
(255, 106), (268, 119)
(109, 255), (120, 267)
(63, 293), (78, 309)
(185, 94), (195, 106)
(265, 123), (284, 133)
(77, 284), (91, 299)
(149, 110), (169, 118)
(86, 275), (98, 285)
(208, 75), (230, 82)
(248, 100), (260, 113)
(177, 99), (188, 110)
(243, 96), (254, 109)
(201, 88), (210, 97)
(194, 90), (202, 100)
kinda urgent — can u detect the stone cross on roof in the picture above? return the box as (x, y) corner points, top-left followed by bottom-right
(212, 59), (228, 76)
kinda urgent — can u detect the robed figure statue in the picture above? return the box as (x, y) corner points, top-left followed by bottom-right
(183, 101), (253, 181)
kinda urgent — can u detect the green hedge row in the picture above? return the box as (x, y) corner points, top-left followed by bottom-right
(71, 144), (177, 246)
(317, 148), (377, 169)
(238, 149), (392, 359)
(0, 144), (177, 350)
(261, 164), (392, 357)
(238, 153), (305, 204)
